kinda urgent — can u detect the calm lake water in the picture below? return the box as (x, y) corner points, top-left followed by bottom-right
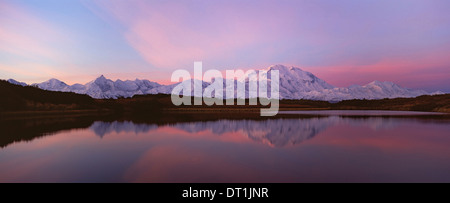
(0, 111), (449, 183)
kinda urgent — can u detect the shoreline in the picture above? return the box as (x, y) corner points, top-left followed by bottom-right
(1, 109), (448, 122)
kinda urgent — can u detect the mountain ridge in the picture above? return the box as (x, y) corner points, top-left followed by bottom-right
(1, 79), (449, 114)
(7, 65), (444, 100)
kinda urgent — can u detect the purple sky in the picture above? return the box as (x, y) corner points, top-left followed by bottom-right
(0, 0), (449, 92)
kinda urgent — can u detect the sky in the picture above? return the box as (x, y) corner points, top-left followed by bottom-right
(0, 0), (449, 92)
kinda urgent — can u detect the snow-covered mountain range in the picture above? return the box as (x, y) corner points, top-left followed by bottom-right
(7, 65), (443, 101)
(31, 75), (161, 99)
(7, 79), (28, 87)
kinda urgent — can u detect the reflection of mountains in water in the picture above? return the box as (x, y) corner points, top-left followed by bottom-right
(1, 115), (440, 148)
(171, 118), (337, 147)
(91, 118), (337, 147)
(0, 116), (96, 148)
(90, 121), (159, 138)
(89, 116), (402, 147)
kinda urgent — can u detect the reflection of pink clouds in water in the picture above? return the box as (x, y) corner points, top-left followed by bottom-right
(1, 116), (450, 182)
(0, 152), (58, 183)
(311, 123), (450, 158)
(9, 129), (93, 151)
(0, 130), (95, 182)
(123, 145), (260, 183)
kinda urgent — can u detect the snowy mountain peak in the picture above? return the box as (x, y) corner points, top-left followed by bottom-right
(35, 78), (69, 91)
(48, 78), (66, 84)
(267, 64), (294, 72)
(266, 65), (330, 85)
(366, 81), (395, 87)
(267, 65), (305, 77)
(263, 65), (335, 94)
(94, 75), (109, 83)
(432, 90), (445, 95)
(7, 79), (27, 86)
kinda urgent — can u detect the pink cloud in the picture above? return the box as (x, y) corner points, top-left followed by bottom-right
(308, 43), (450, 90)
(85, 0), (298, 70)
(0, 2), (68, 60)
(0, 2), (80, 82)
